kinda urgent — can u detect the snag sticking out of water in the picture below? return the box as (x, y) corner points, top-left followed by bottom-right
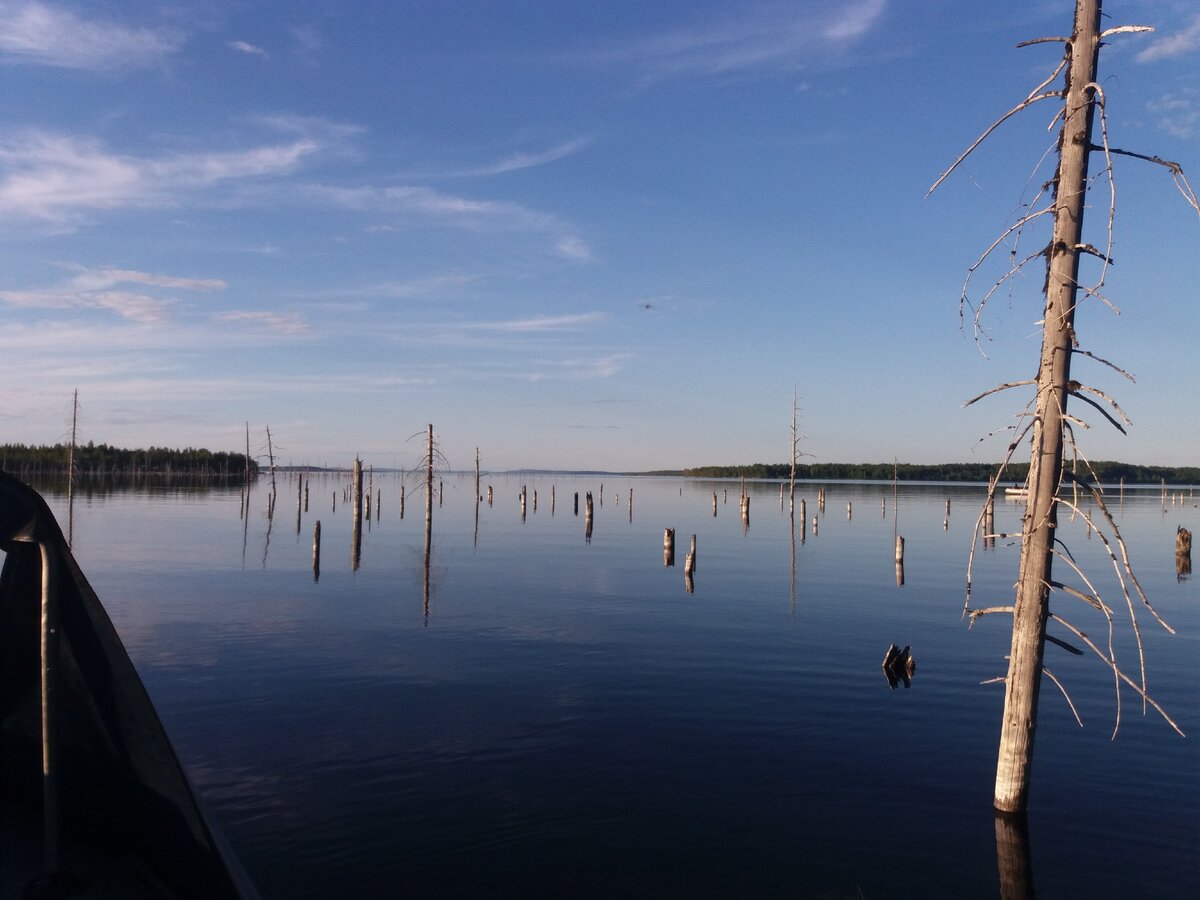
(882, 644), (916, 689)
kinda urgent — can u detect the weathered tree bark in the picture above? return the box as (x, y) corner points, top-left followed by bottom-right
(994, 0), (1102, 814)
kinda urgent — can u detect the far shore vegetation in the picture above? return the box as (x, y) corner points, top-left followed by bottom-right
(677, 461), (1199, 485)
(2, 442), (258, 479)
(2, 443), (1195, 485)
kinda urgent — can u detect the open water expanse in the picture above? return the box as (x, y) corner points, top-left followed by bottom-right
(24, 474), (1200, 898)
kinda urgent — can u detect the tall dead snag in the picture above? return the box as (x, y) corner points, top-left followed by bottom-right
(932, 0), (1193, 814)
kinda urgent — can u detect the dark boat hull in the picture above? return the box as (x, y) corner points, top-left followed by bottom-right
(1, 471), (259, 899)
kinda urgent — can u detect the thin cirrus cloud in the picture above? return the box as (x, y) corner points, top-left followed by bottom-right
(308, 182), (591, 258)
(0, 1), (183, 70)
(457, 138), (593, 177)
(228, 40), (268, 58)
(0, 130), (320, 225)
(1136, 15), (1200, 63)
(213, 310), (309, 335)
(589, 0), (888, 81)
(0, 266), (225, 323)
(465, 312), (608, 333)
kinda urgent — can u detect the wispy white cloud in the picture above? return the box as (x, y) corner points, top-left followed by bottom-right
(68, 267), (226, 292)
(588, 0), (888, 82)
(228, 40), (267, 58)
(0, 287), (170, 323)
(361, 274), (477, 298)
(305, 182), (590, 256)
(213, 310), (309, 335)
(1137, 15), (1200, 63)
(0, 266), (225, 323)
(0, 1), (183, 70)
(556, 236), (592, 261)
(1146, 90), (1200, 139)
(466, 313), (607, 333)
(459, 138), (593, 177)
(0, 129), (320, 226)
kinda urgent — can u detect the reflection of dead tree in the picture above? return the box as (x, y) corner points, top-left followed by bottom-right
(931, 0), (1192, 813)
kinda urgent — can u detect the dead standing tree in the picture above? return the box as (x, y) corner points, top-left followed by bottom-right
(931, 0), (1195, 814)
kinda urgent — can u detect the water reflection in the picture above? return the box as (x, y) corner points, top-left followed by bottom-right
(994, 811), (1036, 900)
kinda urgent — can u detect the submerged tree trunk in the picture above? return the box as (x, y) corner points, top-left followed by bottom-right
(994, 0), (1102, 814)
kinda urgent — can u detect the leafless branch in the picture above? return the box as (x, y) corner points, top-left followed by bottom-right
(967, 605), (1015, 627)
(1042, 666), (1084, 726)
(1016, 36), (1069, 47)
(1099, 25), (1154, 39)
(1068, 389), (1128, 434)
(963, 379), (1037, 408)
(1072, 348), (1135, 382)
(1098, 147), (1200, 215)
(1049, 612), (1184, 737)
(929, 89), (1064, 197)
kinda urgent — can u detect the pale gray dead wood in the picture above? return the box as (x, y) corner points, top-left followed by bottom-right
(1048, 612), (1184, 737)
(968, 605), (1015, 626)
(1016, 36), (1069, 48)
(927, 87), (1065, 197)
(1098, 25), (1154, 39)
(1073, 348), (1134, 382)
(964, 379), (1037, 408)
(1042, 666), (1084, 726)
(980, 676), (1007, 685)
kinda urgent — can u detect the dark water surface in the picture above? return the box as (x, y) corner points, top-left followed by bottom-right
(32, 476), (1200, 898)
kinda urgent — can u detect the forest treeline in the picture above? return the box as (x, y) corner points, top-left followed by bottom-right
(1, 442), (258, 479)
(681, 461), (1200, 484)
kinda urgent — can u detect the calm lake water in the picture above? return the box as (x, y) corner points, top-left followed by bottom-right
(25, 475), (1200, 898)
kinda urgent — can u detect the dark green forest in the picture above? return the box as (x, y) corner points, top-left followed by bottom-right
(681, 461), (1200, 484)
(1, 442), (257, 479)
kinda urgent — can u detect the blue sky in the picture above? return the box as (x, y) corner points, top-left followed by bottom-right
(1, 1), (1197, 472)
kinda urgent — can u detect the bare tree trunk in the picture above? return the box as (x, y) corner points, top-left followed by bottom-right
(994, 0), (1102, 814)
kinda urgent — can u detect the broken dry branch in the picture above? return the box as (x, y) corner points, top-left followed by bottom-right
(964, 379), (1037, 408)
(968, 605), (1015, 627)
(1068, 389), (1128, 434)
(1048, 612), (1184, 737)
(928, 90), (1064, 197)
(1098, 147), (1200, 214)
(1042, 666), (1084, 727)
(1015, 36), (1069, 48)
(1098, 25), (1154, 39)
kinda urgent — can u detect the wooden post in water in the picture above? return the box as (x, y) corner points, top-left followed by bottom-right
(475, 447), (481, 501)
(304, 480), (309, 512)
(400, 484), (406, 519)
(847, 501), (852, 520)
(663, 528), (675, 567)
(689, 534), (697, 571)
(487, 485), (493, 506)
(352, 457), (363, 570)
(1177, 527), (1192, 578)
(313, 521), (321, 582)
(425, 425), (434, 540)
(551, 484), (556, 515)
(812, 515), (818, 536)
(712, 492), (718, 517)
(895, 535), (905, 587)
(584, 491), (593, 543)
(574, 492), (579, 516)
